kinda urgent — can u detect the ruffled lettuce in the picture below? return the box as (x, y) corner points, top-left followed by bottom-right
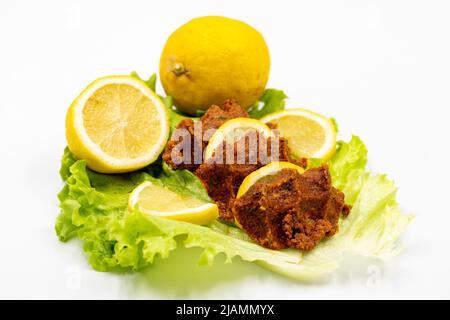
(57, 72), (413, 279)
(56, 134), (413, 280)
(56, 149), (302, 272)
(257, 136), (413, 280)
(247, 89), (287, 118)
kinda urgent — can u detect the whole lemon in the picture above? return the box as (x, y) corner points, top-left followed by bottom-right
(159, 16), (270, 115)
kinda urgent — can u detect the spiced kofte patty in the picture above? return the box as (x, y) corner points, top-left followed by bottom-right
(232, 166), (351, 250)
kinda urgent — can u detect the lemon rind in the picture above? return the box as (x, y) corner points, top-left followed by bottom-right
(260, 108), (336, 160)
(236, 161), (305, 199)
(128, 181), (219, 225)
(68, 76), (170, 172)
(203, 118), (273, 161)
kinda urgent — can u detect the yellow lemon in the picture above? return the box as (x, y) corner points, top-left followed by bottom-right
(129, 181), (218, 225)
(159, 16), (270, 115)
(261, 109), (337, 161)
(66, 76), (170, 173)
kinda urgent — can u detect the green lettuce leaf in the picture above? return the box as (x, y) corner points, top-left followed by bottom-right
(131, 71), (157, 92)
(329, 136), (368, 191)
(247, 89), (287, 118)
(56, 149), (302, 272)
(57, 72), (412, 279)
(136, 162), (212, 203)
(260, 136), (413, 279)
(158, 162), (211, 203)
(260, 177), (414, 280)
(161, 95), (197, 132)
(56, 133), (413, 280)
(330, 117), (339, 133)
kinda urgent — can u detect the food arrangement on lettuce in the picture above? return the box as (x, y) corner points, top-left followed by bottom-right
(56, 16), (413, 281)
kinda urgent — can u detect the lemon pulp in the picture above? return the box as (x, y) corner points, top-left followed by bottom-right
(236, 161), (305, 199)
(66, 76), (169, 173)
(83, 84), (163, 159)
(136, 183), (205, 212)
(129, 181), (218, 225)
(204, 118), (273, 161)
(261, 109), (336, 160)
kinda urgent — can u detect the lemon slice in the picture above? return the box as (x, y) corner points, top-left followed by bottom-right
(203, 118), (273, 161)
(236, 161), (305, 199)
(234, 161), (305, 229)
(260, 109), (336, 160)
(66, 76), (170, 173)
(234, 161), (304, 228)
(129, 181), (218, 225)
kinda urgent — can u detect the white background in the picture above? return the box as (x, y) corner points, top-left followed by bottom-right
(0, 0), (449, 299)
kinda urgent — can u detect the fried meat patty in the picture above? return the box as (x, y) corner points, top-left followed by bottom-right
(163, 99), (306, 222)
(232, 166), (351, 250)
(162, 99), (248, 171)
(195, 135), (306, 222)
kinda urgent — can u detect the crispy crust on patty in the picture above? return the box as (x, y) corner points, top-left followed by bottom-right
(195, 136), (307, 222)
(162, 99), (248, 171)
(232, 166), (351, 251)
(163, 100), (307, 222)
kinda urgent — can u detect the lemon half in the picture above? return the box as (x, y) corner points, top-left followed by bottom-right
(203, 118), (273, 161)
(129, 181), (218, 225)
(261, 109), (336, 160)
(66, 76), (170, 173)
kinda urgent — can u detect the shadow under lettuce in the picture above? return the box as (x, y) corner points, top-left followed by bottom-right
(119, 245), (273, 299)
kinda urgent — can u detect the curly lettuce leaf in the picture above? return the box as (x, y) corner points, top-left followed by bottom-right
(111, 212), (301, 271)
(247, 89), (287, 119)
(258, 136), (413, 279)
(135, 162), (212, 203)
(161, 95), (197, 132)
(131, 71), (156, 92)
(158, 162), (211, 203)
(260, 173), (414, 280)
(56, 149), (301, 272)
(330, 136), (368, 191)
(56, 134), (413, 280)
(57, 71), (412, 279)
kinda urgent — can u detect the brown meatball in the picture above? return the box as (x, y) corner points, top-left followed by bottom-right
(232, 166), (351, 251)
(163, 99), (308, 222)
(162, 99), (249, 171)
(200, 99), (249, 133)
(162, 118), (203, 172)
(195, 134), (307, 222)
